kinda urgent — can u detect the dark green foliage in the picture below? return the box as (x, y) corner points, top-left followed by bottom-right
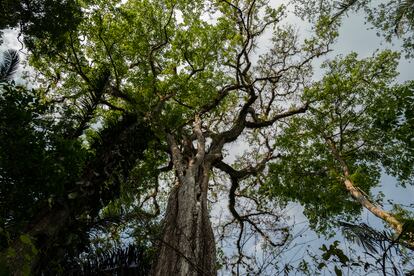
(31, 113), (154, 272)
(0, 82), (88, 246)
(320, 241), (349, 266)
(340, 222), (414, 274)
(0, 53), (155, 272)
(0, 50), (19, 82)
(64, 68), (111, 139)
(262, 115), (366, 232)
(340, 222), (391, 254)
(0, 0), (83, 55)
(0, 0), (20, 29)
(47, 244), (153, 276)
(296, 232), (414, 275)
(372, 81), (414, 185)
(1, 0), (413, 273)
(265, 148), (364, 233)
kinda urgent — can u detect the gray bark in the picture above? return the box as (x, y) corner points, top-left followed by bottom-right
(153, 117), (216, 276)
(152, 163), (216, 275)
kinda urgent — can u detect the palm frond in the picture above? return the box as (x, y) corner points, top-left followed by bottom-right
(339, 221), (391, 254)
(334, 0), (359, 12)
(62, 244), (152, 275)
(0, 49), (19, 82)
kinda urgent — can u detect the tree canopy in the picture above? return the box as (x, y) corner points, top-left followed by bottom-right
(0, 0), (413, 275)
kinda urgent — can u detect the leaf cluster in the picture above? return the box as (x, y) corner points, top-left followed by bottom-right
(263, 50), (414, 233)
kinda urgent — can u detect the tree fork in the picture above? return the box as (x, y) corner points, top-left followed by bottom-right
(153, 118), (216, 275)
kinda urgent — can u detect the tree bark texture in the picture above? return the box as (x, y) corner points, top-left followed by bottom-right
(153, 118), (216, 276)
(152, 163), (216, 276)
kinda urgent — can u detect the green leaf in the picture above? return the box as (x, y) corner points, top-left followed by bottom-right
(20, 235), (32, 245)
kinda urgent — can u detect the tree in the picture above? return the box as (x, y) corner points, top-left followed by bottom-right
(262, 51), (414, 244)
(1, 0), (413, 275)
(0, 50), (155, 273)
(0, 0), (82, 54)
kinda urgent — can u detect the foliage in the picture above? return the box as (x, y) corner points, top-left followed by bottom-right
(51, 244), (153, 275)
(0, 50), (19, 82)
(21, 0), (336, 273)
(263, 50), (414, 233)
(0, 51), (156, 273)
(0, 81), (88, 244)
(0, 0), (83, 55)
(363, 0), (414, 58)
(296, 236), (414, 275)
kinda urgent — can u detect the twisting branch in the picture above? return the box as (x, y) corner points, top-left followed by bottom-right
(245, 103), (309, 128)
(69, 32), (91, 85)
(97, 15), (121, 87)
(184, 50), (206, 80)
(148, 3), (175, 79)
(213, 149), (285, 252)
(211, 90), (257, 153)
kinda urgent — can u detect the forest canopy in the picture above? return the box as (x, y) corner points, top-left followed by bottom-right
(0, 0), (413, 275)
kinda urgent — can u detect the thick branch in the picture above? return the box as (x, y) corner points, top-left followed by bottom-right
(214, 155), (285, 250)
(213, 91), (257, 150)
(325, 137), (405, 236)
(166, 134), (185, 183)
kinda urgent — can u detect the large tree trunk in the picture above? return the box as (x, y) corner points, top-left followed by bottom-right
(153, 118), (216, 276)
(152, 162), (216, 276)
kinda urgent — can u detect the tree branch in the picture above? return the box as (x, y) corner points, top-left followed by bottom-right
(325, 137), (407, 238)
(245, 103), (308, 128)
